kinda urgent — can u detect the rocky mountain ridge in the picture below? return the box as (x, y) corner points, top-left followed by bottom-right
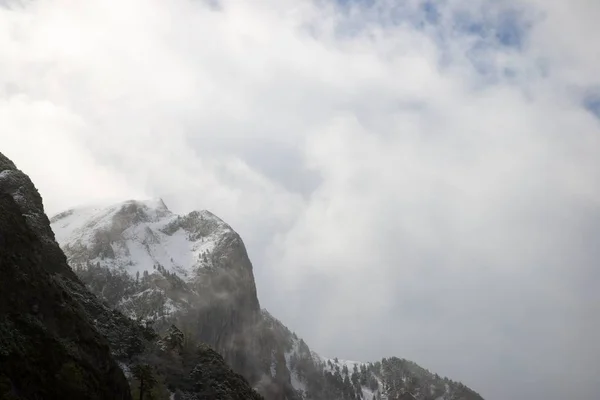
(51, 198), (485, 400)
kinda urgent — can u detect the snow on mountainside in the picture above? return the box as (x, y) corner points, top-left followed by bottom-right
(50, 198), (281, 397)
(51, 198), (232, 280)
(49, 198), (262, 328)
(50, 199), (485, 400)
(260, 310), (483, 400)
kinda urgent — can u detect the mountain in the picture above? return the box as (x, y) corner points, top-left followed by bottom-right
(51, 199), (486, 400)
(51, 199), (299, 399)
(0, 151), (265, 400)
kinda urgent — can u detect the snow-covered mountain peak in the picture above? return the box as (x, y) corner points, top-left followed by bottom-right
(50, 199), (236, 280)
(51, 198), (171, 239)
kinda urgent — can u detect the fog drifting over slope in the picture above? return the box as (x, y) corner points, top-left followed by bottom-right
(2, 1), (599, 399)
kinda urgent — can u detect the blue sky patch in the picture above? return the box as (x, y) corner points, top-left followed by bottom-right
(452, 7), (531, 50)
(421, 1), (441, 24)
(329, 0), (537, 84)
(583, 91), (600, 120)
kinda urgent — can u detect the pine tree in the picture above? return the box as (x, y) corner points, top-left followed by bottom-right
(163, 324), (184, 352)
(131, 364), (157, 400)
(360, 363), (368, 385)
(351, 370), (360, 386)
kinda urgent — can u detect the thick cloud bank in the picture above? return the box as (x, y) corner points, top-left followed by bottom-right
(1, 1), (598, 399)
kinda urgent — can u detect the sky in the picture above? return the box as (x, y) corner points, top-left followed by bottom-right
(1, 0), (599, 399)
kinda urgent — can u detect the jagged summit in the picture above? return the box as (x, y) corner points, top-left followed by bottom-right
(51, 199), (236, 280)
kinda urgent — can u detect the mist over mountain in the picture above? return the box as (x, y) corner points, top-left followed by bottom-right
(2, 1), (599, 399)
(50, 197), (485, 400)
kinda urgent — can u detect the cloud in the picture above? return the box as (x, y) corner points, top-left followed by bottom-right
(1, 1), (599, 399)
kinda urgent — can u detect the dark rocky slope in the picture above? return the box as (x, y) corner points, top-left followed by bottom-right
(189, 343), (264, 400)
(0, 153), (131, 400)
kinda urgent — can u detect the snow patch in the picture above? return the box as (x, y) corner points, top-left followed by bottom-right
(51, 199), (234, 281)
(270, 350), (277, 378)
(291, 370), (307, 393)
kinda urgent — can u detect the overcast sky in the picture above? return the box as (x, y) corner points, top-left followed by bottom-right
(2, 0), (599, 399)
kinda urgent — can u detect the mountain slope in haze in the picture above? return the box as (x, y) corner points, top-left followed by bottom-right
(0, 151), (266, 400)
(51, 199), (485, 400)
(261, 310), (484, 400)
(51, 199), (299, 399)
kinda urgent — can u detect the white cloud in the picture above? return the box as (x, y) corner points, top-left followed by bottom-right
(1, 1), (599, 399)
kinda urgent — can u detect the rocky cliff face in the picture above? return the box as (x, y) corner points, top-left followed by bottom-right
(0, 152), (266, 400)
(0, 152), (131, 400)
